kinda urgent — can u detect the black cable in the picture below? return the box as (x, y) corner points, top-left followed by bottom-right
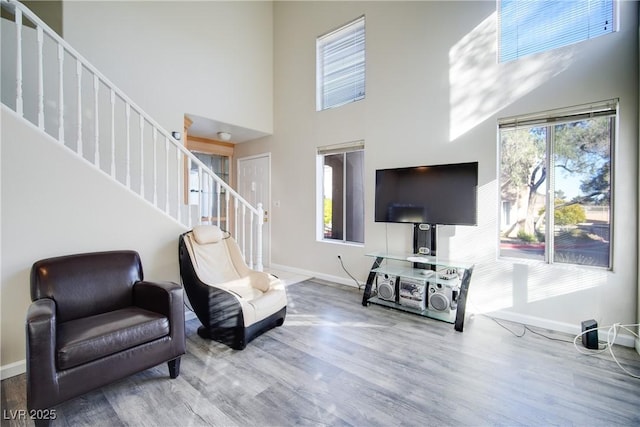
(338, 255), (363, 290)
(483, 314), (574, 343)
(487, 316), (526, 337)
(523, 325), (574, 343)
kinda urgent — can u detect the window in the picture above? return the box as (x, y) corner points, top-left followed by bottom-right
(317, 142), (365, 244)
(498, 100), (616, 268)
(316, 16), (365, 111)
(499, 0), (615, 62)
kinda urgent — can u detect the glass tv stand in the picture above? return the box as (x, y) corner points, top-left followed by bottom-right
(362, 251), (474, 332)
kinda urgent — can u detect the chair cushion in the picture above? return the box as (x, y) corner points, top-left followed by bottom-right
(185, 232), (241, 284)
(192, 225), (224, 245)
(57, 307), (169, 370)
(249, 287), (288, 324)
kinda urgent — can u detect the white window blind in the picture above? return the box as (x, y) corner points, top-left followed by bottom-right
(316, 16), (365, 111)
(499, 0), (615, 63)
(317, 140), (365, 156)
(498, 99), (618, 129)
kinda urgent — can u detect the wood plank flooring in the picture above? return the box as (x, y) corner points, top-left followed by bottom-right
(2, 279), (640, 426)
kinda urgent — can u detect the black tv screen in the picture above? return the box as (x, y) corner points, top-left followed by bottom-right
(374, 162), (478, 226)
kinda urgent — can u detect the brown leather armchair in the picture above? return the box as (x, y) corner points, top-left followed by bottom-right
(27, 250), (186, 426)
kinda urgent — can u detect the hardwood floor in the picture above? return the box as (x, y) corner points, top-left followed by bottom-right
(3, 279), (640, 426)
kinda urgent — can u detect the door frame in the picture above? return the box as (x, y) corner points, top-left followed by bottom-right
(237, 152), (271, 267)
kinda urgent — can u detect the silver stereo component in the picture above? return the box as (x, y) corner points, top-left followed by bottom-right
(376, 273), (397, 301)
(398, 277), (427, 310)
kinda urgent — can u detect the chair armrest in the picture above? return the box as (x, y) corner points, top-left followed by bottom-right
(133, 281), (181, 315)
(26, 298), (59, 410)
(246, 271), (271, 292)
(133, 281), (185, 352)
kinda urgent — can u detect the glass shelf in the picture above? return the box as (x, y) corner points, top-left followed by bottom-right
(366, 251), (474, 270)
(367, 296), (457, 323)
(370, 265), (461, 288)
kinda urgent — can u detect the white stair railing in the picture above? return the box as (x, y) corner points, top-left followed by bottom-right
(0, 0), (264, 270)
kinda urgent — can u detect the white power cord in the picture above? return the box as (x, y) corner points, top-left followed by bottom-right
(573, 323), (640, 379)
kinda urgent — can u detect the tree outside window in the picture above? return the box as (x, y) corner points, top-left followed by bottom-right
(499, 107), (614, 268)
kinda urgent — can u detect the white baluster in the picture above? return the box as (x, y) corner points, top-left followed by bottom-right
(139, 115), (144, 197)
(153, 128), (158, 205)
(241, 204), (247, 260)
(248, 210), (255, 269)
(110, 90), (116, 177)
(93, 75), (99, 167)
(187, 156), (192, 228)
(203, 172), (209, 223)
(76, 60), (82, 156)
(234, 201), (239, 241)
(176, 148), (182, 223)
(15, 8), (23, 116)
(198, 165), (203, 224)
(165, 136), (170, 214)
(255, 203), (264, 271)
(216, 181), (222, 228)
(225, 190), (230, 232)
(210, 174), (215, 224)
(125, 104), (131, 187)
(57, 43), (64, 142)
(37, 26), (44, 130)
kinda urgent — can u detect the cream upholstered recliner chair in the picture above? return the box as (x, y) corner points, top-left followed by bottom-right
(179, 225), (287, 350)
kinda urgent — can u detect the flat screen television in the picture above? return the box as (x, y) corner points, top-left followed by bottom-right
(374, 161), (478, 226)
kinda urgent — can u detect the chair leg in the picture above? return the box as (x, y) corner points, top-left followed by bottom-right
(197, 326), (211, 339)
(168, 357), (181, 379)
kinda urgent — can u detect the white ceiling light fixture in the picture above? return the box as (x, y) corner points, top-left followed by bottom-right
(217, 131), (232, 141)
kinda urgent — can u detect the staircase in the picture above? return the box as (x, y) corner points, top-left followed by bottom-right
(0, 0), (264, 270)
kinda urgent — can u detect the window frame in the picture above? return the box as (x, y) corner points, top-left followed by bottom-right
(316, 141), (365, 246)
(497, 100), (617, 270)
(316, 16), (366, 111)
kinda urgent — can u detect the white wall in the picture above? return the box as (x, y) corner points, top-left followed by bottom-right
(235, 1), (639, 342)
(0, 106), (188, 376)
(61, 0), (274, 136)
(637, 4), (640, 356)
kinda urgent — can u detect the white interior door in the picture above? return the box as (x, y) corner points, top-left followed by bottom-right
(237, 154), (271, 267)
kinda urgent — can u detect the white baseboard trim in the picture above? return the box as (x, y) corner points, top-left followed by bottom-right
(1, 359), (26, 380)
(269, 263), (361, 288)
(469, 309), (637, 348)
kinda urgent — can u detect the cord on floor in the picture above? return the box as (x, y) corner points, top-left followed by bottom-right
(481, 310), (640, 379)
(572, 323), (640, 379)
(337, 255), (363, 290)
